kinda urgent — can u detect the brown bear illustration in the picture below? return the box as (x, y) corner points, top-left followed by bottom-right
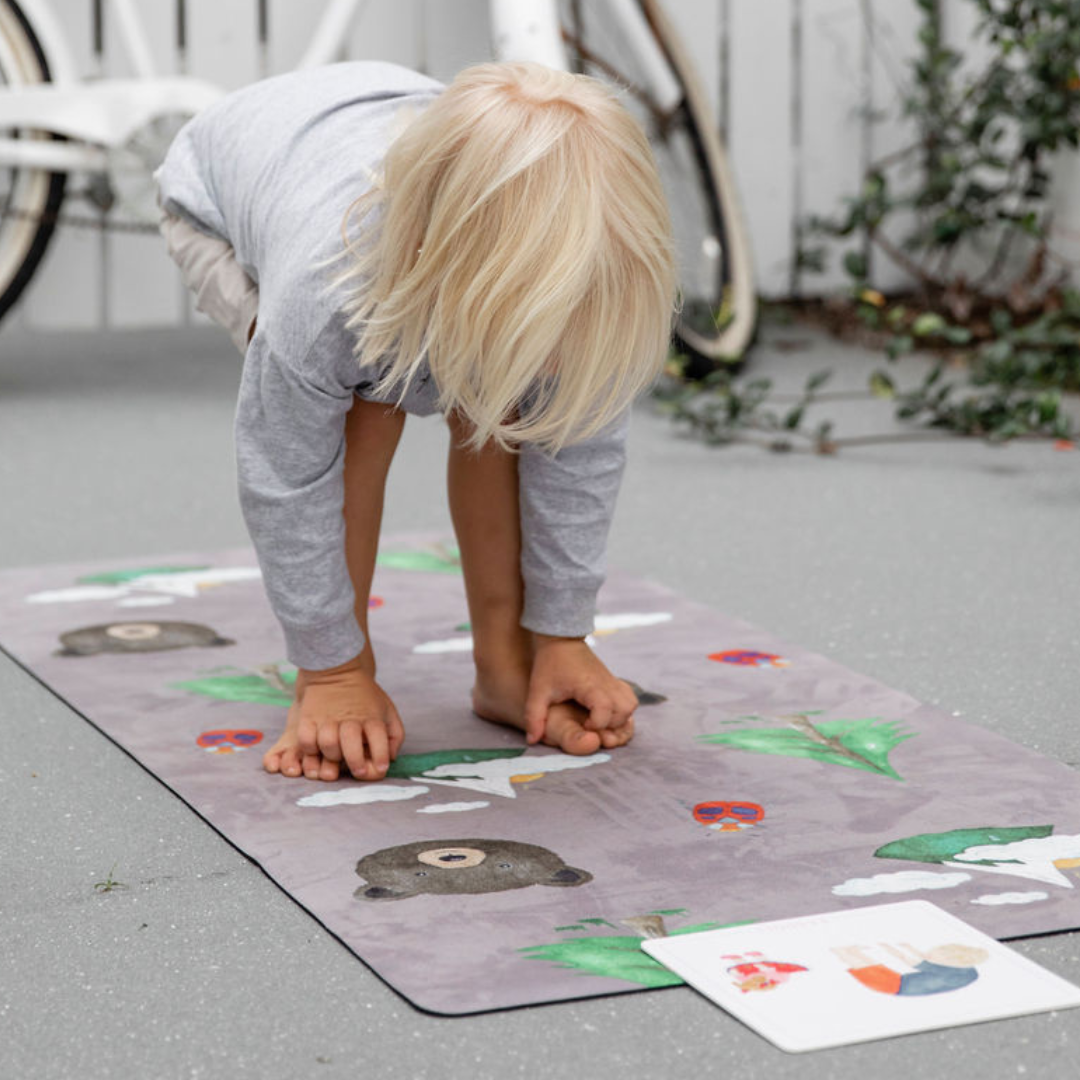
(56, 620), (234, 656)
(354, 839), (593, 901)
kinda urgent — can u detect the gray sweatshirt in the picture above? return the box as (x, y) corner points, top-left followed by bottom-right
(156, 62), (629, 671)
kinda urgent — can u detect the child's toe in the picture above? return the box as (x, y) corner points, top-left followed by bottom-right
(279, 747), (303, 777)
(599, 722), (634, 749)
(562, 724), (602, 755)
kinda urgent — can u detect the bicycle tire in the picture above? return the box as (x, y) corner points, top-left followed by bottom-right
(557, 0), (757, 376)
(0, 0), (67, 325)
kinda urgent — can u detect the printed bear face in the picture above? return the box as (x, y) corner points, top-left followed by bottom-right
(56, 621), (234, 656)
(354, 839), (593, 901)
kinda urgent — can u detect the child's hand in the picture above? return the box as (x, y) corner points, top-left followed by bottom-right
(293, 658), (405, 781)
(523, 635), (639, 748)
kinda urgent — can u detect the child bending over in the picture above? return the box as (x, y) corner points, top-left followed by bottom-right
(155, 60), (677, 782)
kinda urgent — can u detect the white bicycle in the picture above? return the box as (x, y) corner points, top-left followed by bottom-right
(0, 0), (756, 368)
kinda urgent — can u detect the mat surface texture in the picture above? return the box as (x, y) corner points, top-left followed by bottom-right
(2, 538), (1079, 1015)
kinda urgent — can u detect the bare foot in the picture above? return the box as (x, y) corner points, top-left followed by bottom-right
(262, 688), (403, 782)
(262, 648), (403, 782)
(472, 668), (634, 755)
(263, 703), (343, 781)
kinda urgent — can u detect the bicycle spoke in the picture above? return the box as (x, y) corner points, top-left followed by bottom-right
(556, 0), (757, 366)
(0, 0), (67, 322)
(559, 28), (678, 132)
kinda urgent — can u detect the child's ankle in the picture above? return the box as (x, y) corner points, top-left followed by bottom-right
(471, 622), (531, 674)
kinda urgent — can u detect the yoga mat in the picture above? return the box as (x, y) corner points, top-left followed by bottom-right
(2, 536), (1079, 1015)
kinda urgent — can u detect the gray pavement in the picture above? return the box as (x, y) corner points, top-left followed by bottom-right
(1, 318), (1077, 1079)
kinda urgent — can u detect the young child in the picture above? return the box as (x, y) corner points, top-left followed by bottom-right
(155, 59), (678, 783)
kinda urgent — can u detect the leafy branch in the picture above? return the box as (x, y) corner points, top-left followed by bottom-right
(657, 341), (1074, 454)
(657, 366), (840, 454)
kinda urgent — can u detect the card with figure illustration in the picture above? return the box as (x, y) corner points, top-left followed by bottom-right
(642, 899), (1080, 1052)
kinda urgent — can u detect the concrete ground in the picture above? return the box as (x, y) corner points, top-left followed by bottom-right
(1, 318), (1077, 1079)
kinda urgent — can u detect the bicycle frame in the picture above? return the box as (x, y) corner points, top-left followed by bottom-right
(0, 0), (675, 173)
(0, 0), (221, 171)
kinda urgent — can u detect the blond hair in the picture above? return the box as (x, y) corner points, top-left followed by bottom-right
(336, 61), (677, 452)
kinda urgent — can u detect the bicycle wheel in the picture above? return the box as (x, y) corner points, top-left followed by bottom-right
(0, 0), (66, 324)
(557, 0), (757, 375)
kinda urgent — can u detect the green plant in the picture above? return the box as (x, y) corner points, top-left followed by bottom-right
(93, 863), (128, 893)
(657, 366), (840, 453)
(666, 0), (1080, 451)
(883, 354), (1074, 440)
(659, 350), (1075, 450)
(814, 0), (1080, 311)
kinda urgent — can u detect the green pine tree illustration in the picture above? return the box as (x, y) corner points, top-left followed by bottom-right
(699, 713), (914, 780)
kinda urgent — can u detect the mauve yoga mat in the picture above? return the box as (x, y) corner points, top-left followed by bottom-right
(2, 536), (1079, 1014)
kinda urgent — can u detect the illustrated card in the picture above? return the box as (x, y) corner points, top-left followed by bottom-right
(642, 900), (1080, 1052)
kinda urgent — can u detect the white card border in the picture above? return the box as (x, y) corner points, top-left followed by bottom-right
(641, 900), (1080, 1053)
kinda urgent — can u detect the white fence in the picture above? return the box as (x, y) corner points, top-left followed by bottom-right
(10, 0), (1080, 332)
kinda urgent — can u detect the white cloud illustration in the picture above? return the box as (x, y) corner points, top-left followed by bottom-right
(27, 566), (262, 607)
(970, 891), (1049, 906)
(28, 585), (130, 604)
(413, 612), (672, 653)
(413, 637), (473, 654)
(417, 801), (491, 814)
(297, 784), (429, 808)
(592, 612), (673, 632)
(832, 870), (971, 897)
(297, 754), (610, 807)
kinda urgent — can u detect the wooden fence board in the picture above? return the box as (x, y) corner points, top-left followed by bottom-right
(799, 0), (865, 295)
(865, 0), (921, 294)
(727, 0), (796, 296)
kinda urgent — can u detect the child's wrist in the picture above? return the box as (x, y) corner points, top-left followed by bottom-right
(297, 654), (367, 685)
